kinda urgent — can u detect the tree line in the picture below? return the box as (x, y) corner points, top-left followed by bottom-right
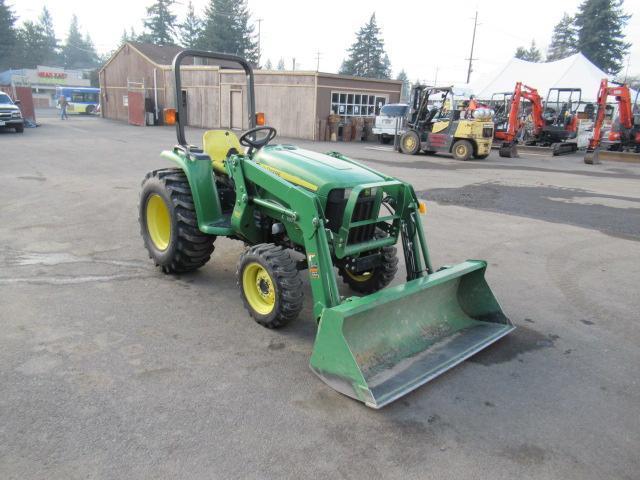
(0, 2), (100, 71)
(0, 0), (398, 82)
(514, 0), (630, 75)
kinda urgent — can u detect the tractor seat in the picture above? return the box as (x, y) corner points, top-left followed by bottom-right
(202, 130), (243, 175)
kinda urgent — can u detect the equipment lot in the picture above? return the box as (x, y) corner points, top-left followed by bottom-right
(1, 111), (639, 479)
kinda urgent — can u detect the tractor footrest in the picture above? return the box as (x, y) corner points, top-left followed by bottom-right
(201, 214), (233, 236)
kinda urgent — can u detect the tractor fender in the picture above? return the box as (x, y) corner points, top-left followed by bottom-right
(160, 149), (225, 233)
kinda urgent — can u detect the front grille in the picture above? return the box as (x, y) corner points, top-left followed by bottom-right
(0, 110), (13, 120)
(482, 127), (493, 138)
(348, 195), (376, 244)
(325, 189), (377, 244)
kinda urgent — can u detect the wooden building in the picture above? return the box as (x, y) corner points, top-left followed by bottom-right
(99, 42), (402, 140)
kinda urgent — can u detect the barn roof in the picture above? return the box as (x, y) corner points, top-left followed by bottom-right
(129, 42), (184, 66)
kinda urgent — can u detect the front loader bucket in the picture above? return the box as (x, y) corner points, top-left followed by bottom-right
(310, 261), (513, 408)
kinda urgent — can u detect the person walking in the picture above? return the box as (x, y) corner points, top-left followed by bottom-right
(58, 95), (69, 120)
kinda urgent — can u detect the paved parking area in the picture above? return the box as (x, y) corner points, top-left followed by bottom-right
(1, 112), (639, 479)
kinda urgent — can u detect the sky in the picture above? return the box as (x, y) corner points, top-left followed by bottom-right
(11, 0), (640, 84)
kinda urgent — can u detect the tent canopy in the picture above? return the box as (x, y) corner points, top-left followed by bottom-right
(469, 53), (637, 103)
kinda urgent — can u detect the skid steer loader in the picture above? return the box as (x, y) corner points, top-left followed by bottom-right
(138, 50), (514, 409)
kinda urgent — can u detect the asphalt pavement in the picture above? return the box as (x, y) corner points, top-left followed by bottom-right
(1, 111), (639, 479)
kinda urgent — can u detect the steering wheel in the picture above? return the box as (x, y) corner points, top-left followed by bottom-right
(239, 126), (277, 153)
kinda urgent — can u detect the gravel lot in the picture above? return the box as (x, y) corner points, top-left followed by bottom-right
(1, 110), (639, 479)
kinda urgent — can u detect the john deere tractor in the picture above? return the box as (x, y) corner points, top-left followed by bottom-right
(400, 85), (495, 160)
(139, 50), (513, 409)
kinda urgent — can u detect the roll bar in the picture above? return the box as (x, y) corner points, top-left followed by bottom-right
(172, 49), (256, 148)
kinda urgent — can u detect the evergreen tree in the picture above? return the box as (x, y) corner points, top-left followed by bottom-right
(514, 40), (542, 62)
(60, 16), (100, 68)
(547, 13), (577, 60)
(574, 0), (630, 74)
(276, 57), (285, 70)
(0, 0), (18, 70)
(263, 58), (273, 70)
(339, 13), (391, 79)
(62, 16), (83, 67)
(199, 0), (258, 64)
(14, 22), (45, 68)
(142, 0), (176, 45)
(81, 34), (100, 66)
(38, 6), (59, 65)
(179, 1), (202, 48)
(396, 69), (410, 102)
(14, 7), (60, 68)
(120, 28), (129, 45)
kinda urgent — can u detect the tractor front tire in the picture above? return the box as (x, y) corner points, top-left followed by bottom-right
(338, 245), (399, 294)
(452, 139), (473, 161)
(400, 131), (421, 155)
(238, 244), (303, 329)
(139, 168), (216, 274)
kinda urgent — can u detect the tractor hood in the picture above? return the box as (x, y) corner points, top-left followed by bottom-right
(253, 145), (385, 197)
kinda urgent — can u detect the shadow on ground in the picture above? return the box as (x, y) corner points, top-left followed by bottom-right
(417, 182), (640, 240)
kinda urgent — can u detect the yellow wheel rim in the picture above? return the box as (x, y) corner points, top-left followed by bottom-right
(404, 136), (416, 150)
(455, 144), (468, 157)
(345, 269), (373, 282)
(242, 262), (276, 315)
(146, 194), (171, 251)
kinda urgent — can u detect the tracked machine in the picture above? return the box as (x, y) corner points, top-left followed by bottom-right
(399, 85), (494, 160)
(585, 79), (640, 164)
(523, 87), (584, 156)
(491, 82), (545, 158)
(138, 50), (513, 408)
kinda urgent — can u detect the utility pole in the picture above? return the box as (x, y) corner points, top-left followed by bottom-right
(256, 18), (263, 65)
(315, 50), (322, 71)
(465, 11), (478, 84)
(292, 57), (296, 71)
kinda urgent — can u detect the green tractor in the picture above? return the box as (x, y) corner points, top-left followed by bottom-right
(139, 50), (513, 409)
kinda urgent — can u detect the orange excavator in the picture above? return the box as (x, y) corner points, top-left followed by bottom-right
(584, 79), (640, 164)
(492, 82), (545, 157)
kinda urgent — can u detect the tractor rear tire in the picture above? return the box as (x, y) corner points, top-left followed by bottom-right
(238, 244), (303, 329)
(400, 131), (421, 155)
(139, 168), (216, 274)
(452, 139), (473, 161)
(338, 245), (399, 294)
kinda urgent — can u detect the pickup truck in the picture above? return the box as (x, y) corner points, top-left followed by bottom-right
(0, 91), (24, 133)
(372, 103), (408, 143)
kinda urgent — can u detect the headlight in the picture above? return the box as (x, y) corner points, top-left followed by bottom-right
(12, 111), (22, 118)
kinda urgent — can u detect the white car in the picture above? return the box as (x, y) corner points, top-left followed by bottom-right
(372, 103), (409, 143)
(0, 91), (24, 133)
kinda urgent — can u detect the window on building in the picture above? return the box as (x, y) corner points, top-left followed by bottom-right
(331, 91), (388, 117)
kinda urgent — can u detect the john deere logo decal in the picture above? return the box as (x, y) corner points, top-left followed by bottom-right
(308, 253), (319, 278)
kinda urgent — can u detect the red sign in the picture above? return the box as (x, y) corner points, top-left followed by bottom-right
(38, 71), (67, 79)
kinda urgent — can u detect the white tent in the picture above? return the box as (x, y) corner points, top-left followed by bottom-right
(469, 53), (635, 102)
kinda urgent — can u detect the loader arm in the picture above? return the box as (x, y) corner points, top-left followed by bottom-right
(588, 79), (634, 151)
(521, 84), (545, 136)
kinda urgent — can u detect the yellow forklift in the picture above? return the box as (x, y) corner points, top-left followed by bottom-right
(400, 86), (494, 160)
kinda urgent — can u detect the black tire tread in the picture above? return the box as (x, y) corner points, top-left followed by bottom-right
(139, 168), (215, 274)
(237, 243), (303, 328)
(339, 245), (399, 294)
